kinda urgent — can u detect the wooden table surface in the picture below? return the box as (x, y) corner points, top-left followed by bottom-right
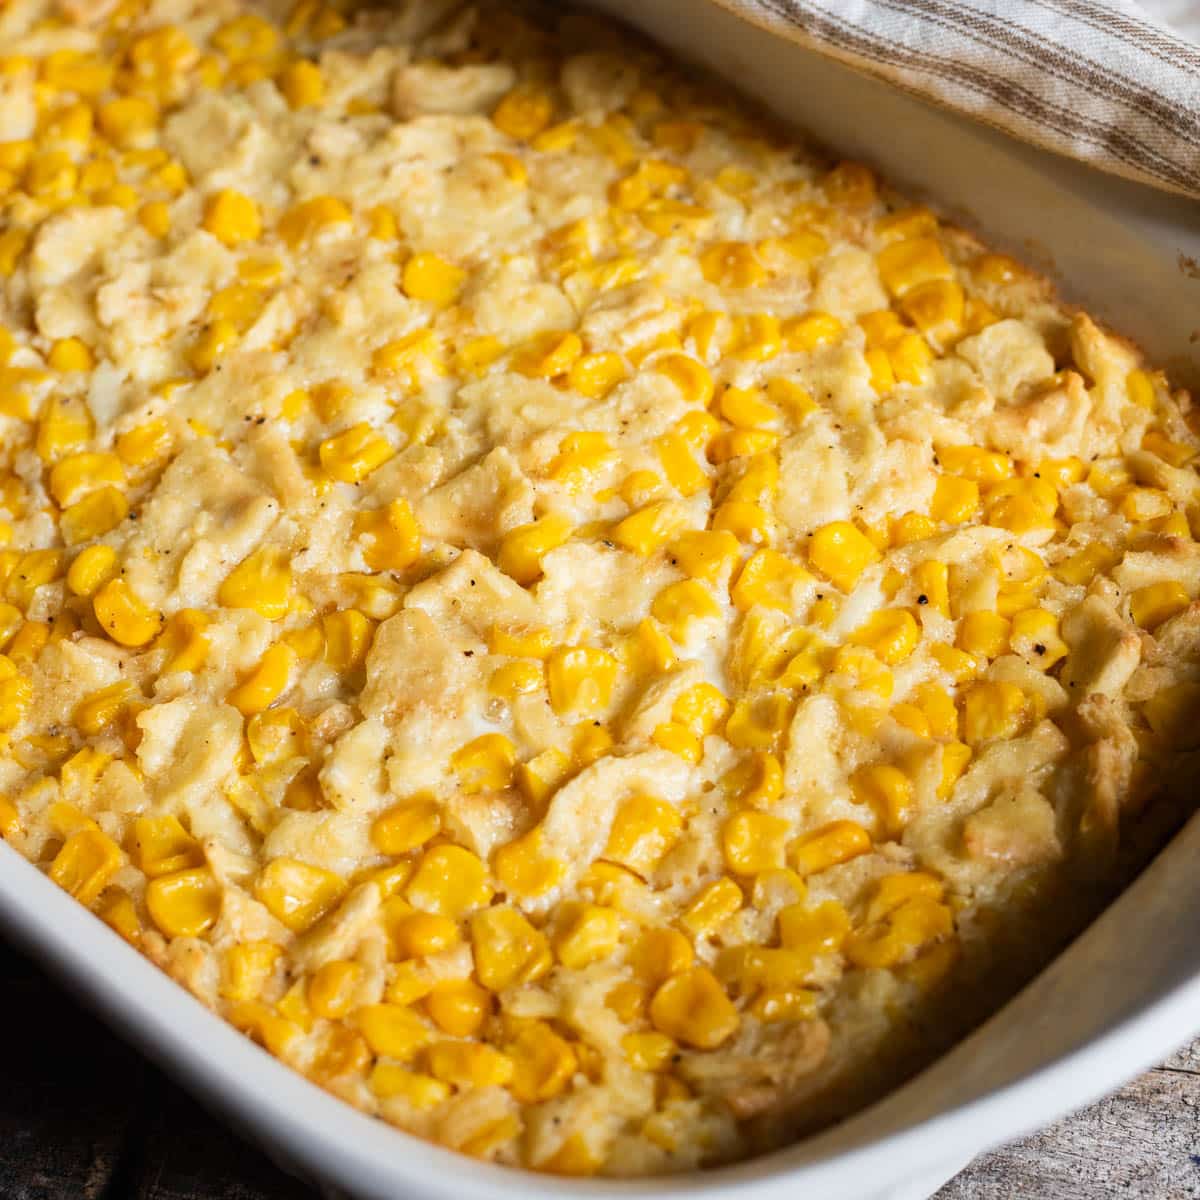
(2, 933), (1197, 1200)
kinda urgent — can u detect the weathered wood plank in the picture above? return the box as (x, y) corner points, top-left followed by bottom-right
(934, 1068), (1200, 1200)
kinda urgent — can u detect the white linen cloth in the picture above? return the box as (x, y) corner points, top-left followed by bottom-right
(710, 0), (1200, 197)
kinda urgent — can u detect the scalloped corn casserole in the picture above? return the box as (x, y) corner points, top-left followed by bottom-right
(0, 0), (1198, 1176)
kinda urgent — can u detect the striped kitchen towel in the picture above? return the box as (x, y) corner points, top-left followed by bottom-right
(712, 0), (1200, 198)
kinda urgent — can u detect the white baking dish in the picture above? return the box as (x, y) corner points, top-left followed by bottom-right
(3, 5), (1200, 1198)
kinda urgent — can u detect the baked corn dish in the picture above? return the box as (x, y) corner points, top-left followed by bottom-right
(0, 0), (1197, 1176)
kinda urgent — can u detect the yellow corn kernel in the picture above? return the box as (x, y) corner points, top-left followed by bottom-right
(552, 901), (621, 968)
(138, 199), (171, 238)
(201, 188), (261, 246)
(708, 499), (768, 546)
(156, 609), (211, 673)
(0, 229), (28, 277)
(628, 928), (693, 989)
(303, 960), (360, 1020)
(4, 550), (60, 612)
(60, 486), (129, 545)
(276, 58), (323, 108)
(513, 331), (582, 379)
(729, 314), (782, 362)
(391, 911), (460, 960)
(700, 241), (765, 288)
(502, 1023), (576, 1103)
(0, 604), (20, 651)
(471, 905), (552, 991)
(612, 501), (689, 556)
(494, 825), (565, 900)
(957, 611), (1010, 660)
(911, 682), (957, 739)
(1130, 581), (1189, 630)
(64, 544), (116, 599)
(721, 810), (791, 874)
(789, 820), (872, 876)
(488, 625), (554, 659)
(220, 943), (282, 1002)
(666, 530), (738, 584)
(651, 580), (721, 642)
(217, 548), (291, 619)
(809, 521), (880, 592)
(427, 1041), (514, 1089)
(654, 354), (714, 408)
(850, 763), (913, 838)
(651, 721), (702, 763)
(568, 351), (626, 399)
(927, 644), (977, 685)
(319, 422), (395, 485)
(368, 1063), (449, 1107)
(546, 646), (619, 717)
(357, 1004), (431, 1061)
(1053, 543), (1119, 587)
(451, 732), (516, 793)
(497, 514), (572, 585)
(278, 195), (352, 246)
(725, 691), (793, 750)
(0, 661), (31, 730)
(730, 548), (810, 614)
(407, 844), (492, 917)
(254, 857), (346, 933)
(49, 452), (124, 508)
(962, 680), (1027, 746)
(36, 397), (92, 464)
(849, 609), (921, 666)
(890, 512), (937, 547)
(489, 659), (543, 699)
(782, 311), (843, 353)
(651, 433), (706, 497)
(649, 966), (739, 1049)
(908, 560), (949, 617)
(353, 498), (420, 573)
(24, 150), (77, 199)
(402, 252), (466, 308)
(47, 337), (94, 373)
(877, 236), (954, 297)
(939, 740), (972, 797)
(1126, 368), (1157, 410)
(493, 87), (554, 139)
(985, 478), (1058, 533)
(372, 797), (441, 856)
(74, 680), (134, 736)
(49, 827), (123, 908)
(604, 794), (682, 875)
(423, 979), (490, 1038)
(115, 419), (171, 468)
(187, 318), (239, 374)
(227, 644), (294, 716)
(936, 445), (1013, 483)
(621, 1031), (676, 1073)
(776, 901), (851, 970)
(145, 866), (222, 937)
(7, 619), (47, 665)
(681, 877), (742, 936)
(931, 475), (980, 524)
(515, 746), (570, 807)
(92, 578), (160, 647)
(1009, 608), (1069, 668)
(321, 608), (373, 672)
(902, 278), (964, 336)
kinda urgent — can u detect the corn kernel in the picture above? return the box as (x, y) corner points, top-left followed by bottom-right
(493, 87), (554, 140)
(421, 979), (490, 1039)
(254, 856), (346, 933)
(372, 797), (441, 856)
(145, 866), (222, 937)
(451, 732), (516, 793)
(304, 959), (360, 1019)
(651, 580), (721, 642)
(957, 611), (1010, 660)
(407, 844), (492, 917)
(681, 877), (742, 936)
(931, 475), (980, 524)
(962, 680), (1027, 746)
(49, 827), (123, 908)
(851, 763), (913, 838)
(552, 901), (621, 968)
(358, 1004), (431, 1061)
(493, 825), (565, 900)
(1130, 581), (1189, 630)
(649, 966), (738, 1049)
(369, 1063), (449, 1106)
(809, 521), (880, 592)
(498, 514), (572, 585)
(722, 810), (790, 874)
(546, 646), (619, 717)
(92, 578), (160, 647)
(278, 195), (352, 246)
(471, 905), (552, 991)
